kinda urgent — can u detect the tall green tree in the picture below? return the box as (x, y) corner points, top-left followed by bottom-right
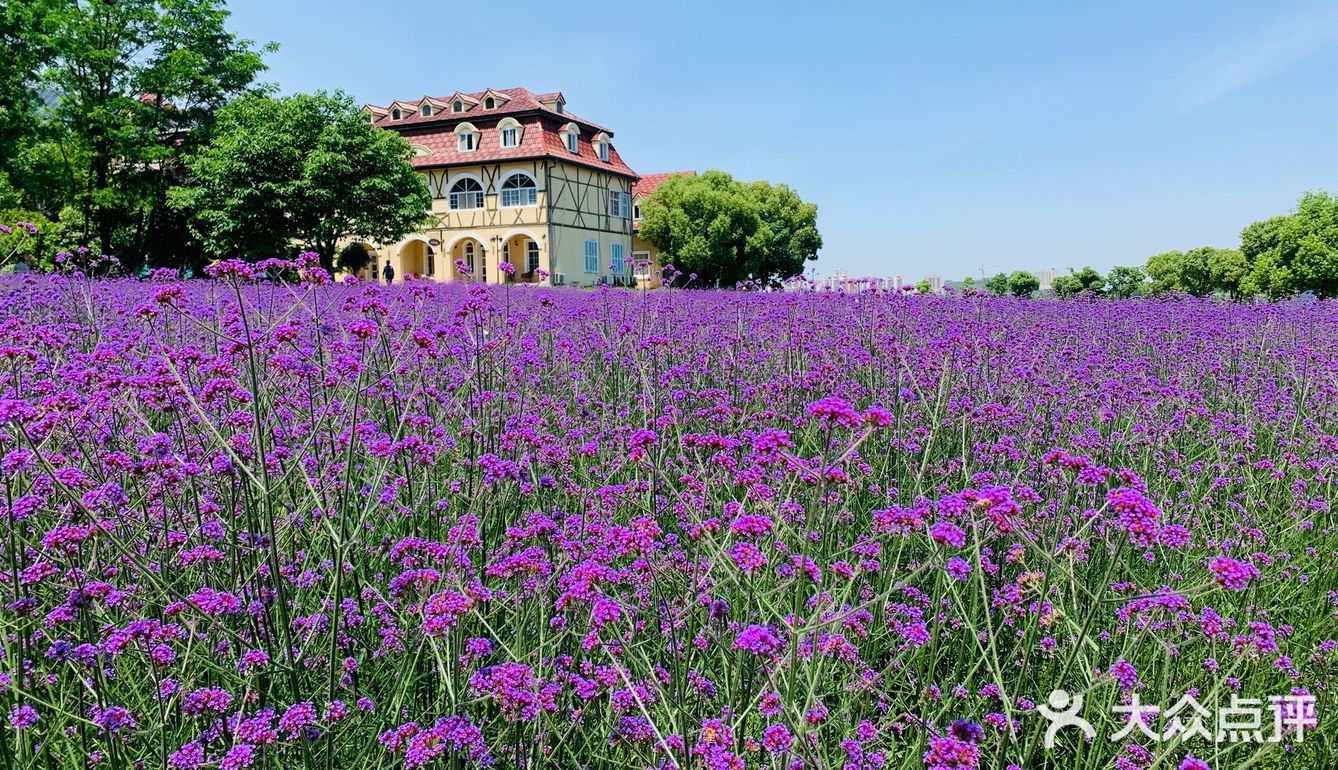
(172, 91), (431, 271)
(0, 0), (60, 194)
(1105, 265), (1147, 299)
(984, 272), (1010, 295)
(1051, 274), (1080, 297)
(1007, 270), (1039, 297)
(637, 170), (820, 288)
(1240, 191), (1338, 298)
(39, 0), (269, 263)
(1145, 248), (1227, 296)
(1051, 266), (1106, 297)
(1205, 248), (1248, 299)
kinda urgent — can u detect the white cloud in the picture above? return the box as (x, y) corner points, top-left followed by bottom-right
(1177, 11), (1338, 111)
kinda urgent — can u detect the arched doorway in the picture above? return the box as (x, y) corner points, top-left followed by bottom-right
(500, 232), (543, 284)
(449, 237), (486, 282)
(398, 240), (428, 280)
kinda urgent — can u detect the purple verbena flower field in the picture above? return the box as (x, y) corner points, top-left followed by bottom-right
(1, 264), (1336, 770)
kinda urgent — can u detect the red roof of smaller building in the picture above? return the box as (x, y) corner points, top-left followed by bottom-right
(633, 171), (695, 199)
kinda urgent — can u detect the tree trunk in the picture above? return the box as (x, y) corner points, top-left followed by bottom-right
(318, 243), (335, 274)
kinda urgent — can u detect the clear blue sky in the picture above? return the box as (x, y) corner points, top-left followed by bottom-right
(226, 0), (1338, 280)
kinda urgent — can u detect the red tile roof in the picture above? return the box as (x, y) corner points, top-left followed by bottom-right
(400, 116), (636, 178)
(633, 171), (695, 199)
(366, 87), (611, 134)
(368, 88), (637, 178)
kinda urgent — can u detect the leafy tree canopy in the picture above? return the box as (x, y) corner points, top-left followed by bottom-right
(338, 241), (373, 273)
(1007, 270), (1039, 297)
(1105, 265), (1148, 299)
(171, 91), (431, 271)
(1240, 191), (1338, 299)
(39, 0), (271, 263)
(984, 272), (1010, 296)
(637, 170), (820, 288)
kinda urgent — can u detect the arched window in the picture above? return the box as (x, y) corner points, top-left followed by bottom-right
(485, 96), (496, 109)
(594, 132), (611, 162)
(449, 178), (483, 210)
(500, 173), (537, 207)
(391, 108), (402, 120)
(420, 104), (432, 117)
(453, 100), (464, 113)
(563, 124), (579, 154)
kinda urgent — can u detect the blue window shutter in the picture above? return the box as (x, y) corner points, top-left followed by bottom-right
(584, 240), (598, 272)
(612, 243), (624, 273)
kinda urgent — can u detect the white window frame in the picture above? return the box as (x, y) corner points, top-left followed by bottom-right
(453, 100), (464, 113)
(608, 191), (630, 218)
(420, 105), (432, 117)
(457, 132), (476, 152)
(526, 241), (540, 274)
(448, 177), (484, 210)
(501, 126), (518, 148)
(632, 250), (651, 279)
(566, 131), (578, 153)
(584, 239), (599, 273)
(499, 172), (537, 207)
(598, 141), (609, 161)
(391, 108), (402, 120)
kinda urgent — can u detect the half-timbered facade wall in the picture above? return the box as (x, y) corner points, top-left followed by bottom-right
(545, 162), (633, 287)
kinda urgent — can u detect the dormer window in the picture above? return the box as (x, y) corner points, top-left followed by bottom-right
(594, 133), (611, 162)
(498, 118), (522, 149)
(562, 124), (580, 154)
(455, 123), (479, 153)
(453, 100), (464, 113)
(485, 97), (496, 109)
(420, 105), (432, 117)
(391, 108), (402, 120)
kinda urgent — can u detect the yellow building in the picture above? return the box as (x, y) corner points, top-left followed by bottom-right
(353, 88), (638, 287)
(631, 171), (695, 289)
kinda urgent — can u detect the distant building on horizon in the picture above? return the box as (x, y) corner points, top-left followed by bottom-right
(1037, 268), (1058, 291)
